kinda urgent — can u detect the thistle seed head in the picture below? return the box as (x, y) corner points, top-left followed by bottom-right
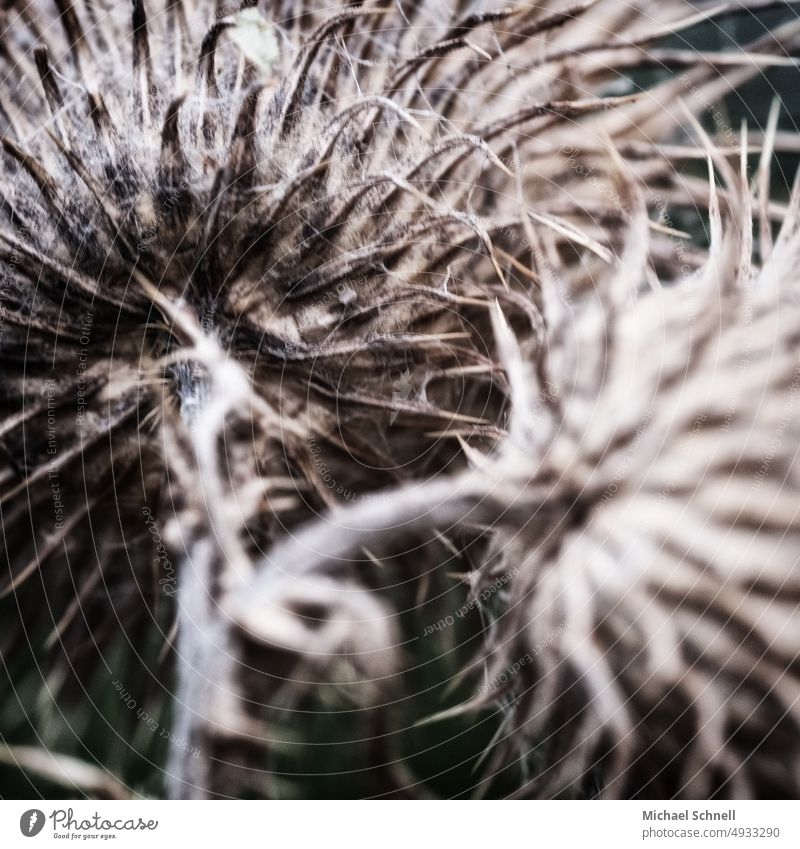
(2, 0), (799, 799)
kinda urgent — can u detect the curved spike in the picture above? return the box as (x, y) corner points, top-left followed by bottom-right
(160, 93), (187, 174)
(275, 8), (383, 137)
(53, 0), (90, 72)
(132, 0), (154, 122)
(198, 22), (233, 95)
(33, 48), (64, 114)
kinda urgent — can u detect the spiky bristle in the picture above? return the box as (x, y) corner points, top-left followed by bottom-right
(2, 0), (799, 799)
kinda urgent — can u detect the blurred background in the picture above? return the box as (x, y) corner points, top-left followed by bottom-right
(684, 2), (800, 194)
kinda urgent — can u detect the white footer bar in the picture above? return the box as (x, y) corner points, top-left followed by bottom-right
(2, 800), (797, 848)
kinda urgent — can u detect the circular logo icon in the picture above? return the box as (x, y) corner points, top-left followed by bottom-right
(19, 810), (46, 837)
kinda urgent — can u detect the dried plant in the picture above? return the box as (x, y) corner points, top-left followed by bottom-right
(1, 0), (799, 799)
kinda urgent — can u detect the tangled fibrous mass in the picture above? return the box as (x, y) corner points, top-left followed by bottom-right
(1, 0), (800, 799)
